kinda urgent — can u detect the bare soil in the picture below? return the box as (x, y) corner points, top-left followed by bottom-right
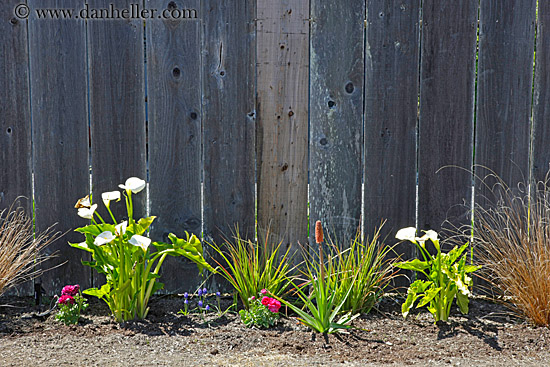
(0, 294), (549, 366)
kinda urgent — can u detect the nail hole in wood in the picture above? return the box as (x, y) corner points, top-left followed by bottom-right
(172, 67), (181, 78)
(190, 112), (198, 120)
(168, 1), (177, 10)
(345, 82), (354, 94)
(220, 70), (225, 76)
(320, 138), (328, 146)
(288, 111), (294, 117)
(6, 127), (12, 134)
(328, 100), (336, 108)
(10, 18), (18, 25)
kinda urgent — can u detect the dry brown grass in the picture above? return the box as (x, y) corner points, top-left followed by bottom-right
(0, 199), (59, 297)
(472, 175), (550, 326)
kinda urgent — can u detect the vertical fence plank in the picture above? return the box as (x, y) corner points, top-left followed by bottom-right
(146, 0), (202, 293)
(532, 2), (550, 182)
(364, 1), (420, 257)
(88, 1), (146, 287)
(0, 0), (32, 295)
(309, 0), (364, 249)
(29, 0), (90, 294)
(418, 1), (477, 237)
(475, 0), (536, 196)
(257, 1), (309, 254)
(203, 1), (256, 246)
(0, 1), (31, 213)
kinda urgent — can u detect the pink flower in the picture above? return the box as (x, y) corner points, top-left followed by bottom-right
(260, 289), (267, 295)
(267, 299), (281, 313)
(58, 295), (75, 305)
(251, 296), (255, 300)
(61, 284), (80, 297)
(261, 296), (270, 306)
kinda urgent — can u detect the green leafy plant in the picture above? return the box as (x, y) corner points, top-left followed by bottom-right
(274, 221), (358, 334)
(70, 177), (214, 322)
(55, 284), (88, 325)
(208, 230), (295, 310)
(239, 289), (281, 328)
(326, 224), (398, 315)
(395, 227), (481, 322)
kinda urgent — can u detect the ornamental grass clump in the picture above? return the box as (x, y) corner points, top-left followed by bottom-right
(0, 199), (59, 297)
(472, 176), (550, 326)
(208, 230), (295, 310)
(70, 177), (214, 322)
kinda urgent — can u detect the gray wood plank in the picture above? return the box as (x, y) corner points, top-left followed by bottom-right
(0, 0), (32, 295)
(0, 0), (31, 214)
(88, 0), (146, 287)
(309, 0), (364, 250)
(202, 0), (256, 249)
(256, 1), (309, 258)
(475, 0), (536, 199)
(29, 0), (90, 294)
(418, 0), (477, 239)
(364, 1), (420, 263)
(532, 1), (550, 182)
(146, 0), (203, 293)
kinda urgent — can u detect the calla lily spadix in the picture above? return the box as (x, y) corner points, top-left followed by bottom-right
(129, 235), (151, 252)
(102, 191), (121, 207)
(119, 177), (146, 194)
(77, 204), (98, 219)
(95, 231), (116, 246)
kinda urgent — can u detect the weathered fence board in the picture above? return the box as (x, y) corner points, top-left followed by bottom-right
(146, 0), (202, 293)
(309, 0), (364, 250)
(418, 0), (477, 237)
(257, 0), (309, 255)
(364, 1), (419, 253)
(88, 0), (146, 287)
(475, 0), (536, 197)
(202, 0), (256, 246)
(29, 0), (90, 293)
(532, 1), (550, 183)
(0, 0), (31, 212)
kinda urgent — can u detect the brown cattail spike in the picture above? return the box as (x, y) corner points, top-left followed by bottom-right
(315, 220), (323, 244)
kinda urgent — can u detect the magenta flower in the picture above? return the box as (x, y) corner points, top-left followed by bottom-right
(58, 295), (75, 305)
(260, 289), (267, 295)
(61, 284), (80, 297)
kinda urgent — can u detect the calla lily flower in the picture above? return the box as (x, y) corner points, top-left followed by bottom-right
(77, 204), (98, 219)
(395, 227), (417, 243)
(95, 231), (115, 246)
(115, 221), (128, 236)
(119, 177), (146, 194)
(102, 191), (121, 207)
(75, 195), (91, 209)
(129, 235), (151, 252)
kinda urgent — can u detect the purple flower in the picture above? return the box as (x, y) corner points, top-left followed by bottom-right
(184, 292), (188, 299)
(184, 299), (188, 304)
(202, 287), (207, 295)
(198, 289), (202, 296)
(216, 291), (221, 297)
(198, 300), (203, 308)
(205, 305), (210, 311)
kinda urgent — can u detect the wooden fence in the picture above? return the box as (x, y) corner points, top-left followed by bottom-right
(1, 0), (547, 295)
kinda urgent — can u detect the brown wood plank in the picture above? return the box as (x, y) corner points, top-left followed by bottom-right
(202, 0), (256, 248)
(146, 0), (202, 293)
(418, 0), (477, 238)
(29, 0), (90, 294)
(309, 0), (364, 250)
(0, 0), (31, 213)
(532, 1), (550, 182)
(88, 0), (146, 287)
(363, 1), (420, 261)
(475, 0), (536, 197)
(256, 1), (309, 256)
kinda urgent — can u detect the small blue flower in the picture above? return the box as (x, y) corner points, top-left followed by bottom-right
(198, 289), (203, 296)
(184, 292), (188, 299)
(205, 305), (210, 311)
(184, 299), (188, 304)
(198, 300), (203, 307)
(202, 287), (208, 295)
(216, 291), (221, 297)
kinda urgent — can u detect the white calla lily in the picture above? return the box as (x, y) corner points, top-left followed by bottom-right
(102, 191), (121, 207)
(129, 235), (151, 252)
(115, 221), (128, 236)
(395, 227), (417, 243)
(77, 204), (98, 219)
(119, 177), (146, 194)
(75, 195), (91, 209)
(95, 231), (116, 246)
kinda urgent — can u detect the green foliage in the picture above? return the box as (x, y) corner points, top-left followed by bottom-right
(208, 231), (295, 310)
(55, 291), (88, 326)
(70, 177), (213, 322)
(326, 225), (398, 315)
(395, 228), (481, 322)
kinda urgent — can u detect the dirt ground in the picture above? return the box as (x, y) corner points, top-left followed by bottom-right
(0, 294), (549, 367)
